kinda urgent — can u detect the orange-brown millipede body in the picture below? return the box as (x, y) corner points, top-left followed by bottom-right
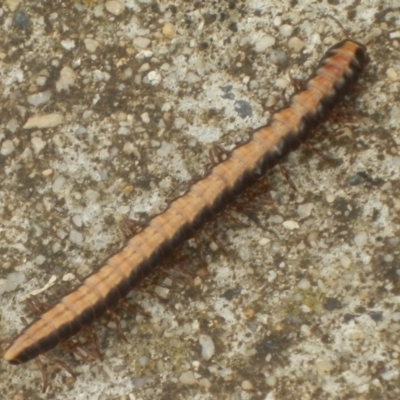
(3, 39), (369, 365)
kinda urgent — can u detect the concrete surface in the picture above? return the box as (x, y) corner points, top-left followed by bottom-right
(0, 0), (399, 399)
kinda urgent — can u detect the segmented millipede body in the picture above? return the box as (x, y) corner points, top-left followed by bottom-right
(3, 39), (369, 365)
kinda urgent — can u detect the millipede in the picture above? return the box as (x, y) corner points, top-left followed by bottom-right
(2, 39), (369, 366)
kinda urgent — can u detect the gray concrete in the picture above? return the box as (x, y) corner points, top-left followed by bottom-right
(0, 1), (399, 399)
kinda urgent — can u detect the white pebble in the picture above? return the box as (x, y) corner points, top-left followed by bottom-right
(23, 113), (64, 129)
(179, 371), (197, 385)
(162, 22), (176, 38)
(133, 37), (151, 49)
(56, 66), (76, 92)
(241, 380), (253, 391)
(279, 24), (293, 37)
(386, 68), (399, 81)
(84, 38), (100, 53)
(255, 35), (275, 52)
(52, 176), (66, 193)
(105, 0), (125, 16)
(297, 203), (313, 219)
(27, 90), (52, 107)
(288, 37), (305, 52)
(354, 232), (368, 247)
(69, 229), (83, 245)
(6, 118), (19, 133)
(283, 220), (299, 230)
(31, 137), (47, 154)
(141, 112), (150, 124)
(1, 140), (15, 156)
(85, 189), (100, 202)
(0, 272), (26, 295)
(315, 359), (335, 375)
(199, 334), (215, 360)
(297, 278), (311, 290)
(145, 70), (162, 86)
(61, 39), (76, 50)
(340, 255), (351, 269)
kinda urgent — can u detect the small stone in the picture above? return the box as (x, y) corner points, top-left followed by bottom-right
(315, 359), (335, 375)
(61, 39), (76, 50)
(283, 220), (299, 230)
(1, 140), (15, 156)
(145, 70), (162, 86)
(52, 176), (66, 193)
(288, 37), (305, 52)
(27, 90), (52, 107)
(6, 118), (19, 133)
(242, 380), (253, 391)
(255, 35), (275, 52)
(386, 67), (399, 81)
(354, 232), (368, 247)
(84, 38), (100, 53)
(179, 371), (197, 385)
(162, 22), (176, 38)
(56, 66), (76, 92)
(297, 278), (311, 290)
(6, 0), (21, 12)
(199, 334), (215, 360)
(297, 203), (313, 219)
(105, 0), (125, 16)
(279, 24), (293, 37)
(23, 113), (64, 129)
(133, 37), (151, 49)
(269, 49), (288, 67)
(141, 112), (150, 124)
(0, 271), (25, 296)
(31, 137), (46, 154)
(69, 229), (83, 245)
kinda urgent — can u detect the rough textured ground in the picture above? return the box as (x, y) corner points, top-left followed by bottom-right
(0, 1), (399, 399)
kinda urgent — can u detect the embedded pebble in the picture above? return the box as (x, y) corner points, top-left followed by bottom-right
(56, 66), (76, 92)
(279, 24), (293, 37)
(69, 229), (83, 245)
(133, 37), (151, 49)
(27, 90), (51, 106)
(141, 112), (150, 124)
(179, 371), (197, 385)
(6, 118), (19, 133)
(315, 359), (335, 375)
(288, 37), (305, 52)
(61, 39), (76, 51)
(255, 35), (275, 52)
(386, 68), (398, 81)
(1, 140), (15, 156)
(0, 272), (26, 296)
(162, 22), (176, 38)
(297, 203), (313, 219)
(13, 9), (29, 30)
(297, 278), (311, 290)
(242, 380), (253, 391)
(31, 137), (46, 154)
(85, 189), (100, 202)
(340, 255), (351, 269)
(283, 220), (299, 230)
(84, 38), (100, 52)
(269, 49), (288, 67)
(52, 176), (66, 193)
(23, 113), (64, 129)
(199, 334), (215, 360)
(105, 0), (125, 16)
(354, 232), (368, 247)
(144, 70), (162, 86)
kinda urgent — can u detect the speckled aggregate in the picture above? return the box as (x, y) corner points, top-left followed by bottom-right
(0, 1), (399, 399)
